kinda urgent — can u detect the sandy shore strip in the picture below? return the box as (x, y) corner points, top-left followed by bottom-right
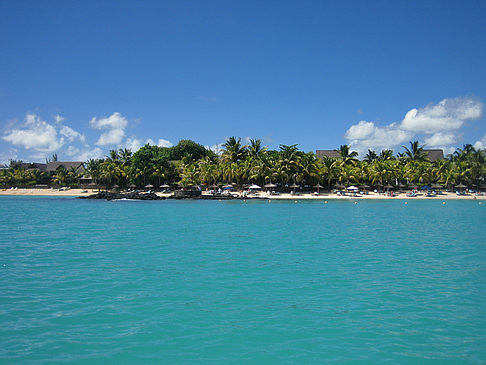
(0, 188), (96, 197)
(1, 188), (485, 200)
(260, 192), (485, 200)
(202, 191), (485, 200)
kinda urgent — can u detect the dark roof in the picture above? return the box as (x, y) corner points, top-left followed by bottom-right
(46, 161), (85, 173)
(19, 162), (47, 171)
(424, 149), (444, 162)
(316, 150), (340, 159)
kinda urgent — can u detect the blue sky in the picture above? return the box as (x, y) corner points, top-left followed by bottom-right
(1, 0), (485, 163)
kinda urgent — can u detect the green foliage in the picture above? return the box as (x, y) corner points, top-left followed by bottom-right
(4, 137), (486, 191)
(129, 144), (171, 186)
(170, 140), (208, 161)
(364, 149), (378, 162)
(402, 141), (426, 161)
(222, 137), (247, 163)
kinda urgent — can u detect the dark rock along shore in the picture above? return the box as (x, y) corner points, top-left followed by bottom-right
(79, 191), (268, 201)
(79, 191), (164, 200)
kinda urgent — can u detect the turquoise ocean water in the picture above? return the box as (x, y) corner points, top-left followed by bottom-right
(1, 196), (485, 363)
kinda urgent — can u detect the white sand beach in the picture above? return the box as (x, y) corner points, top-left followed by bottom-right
(205, 190), (486, 201)
(1, 188), (484, 201)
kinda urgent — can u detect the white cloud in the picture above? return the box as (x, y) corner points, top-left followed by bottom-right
(474, 134), (486, 150)
(90, 112), (128, 146)
(0, 149), (18, 165)
(424, 132), (457, 147)
(136, 138), (173, 149)
(2, 113), (65, 153)
(345, 121), (375, 140)
(345, 97), (484, 155)
(89, 112), (128, 129)
(345, 121), (411, 155)
(400, 97), (483, 133)
(2, 111), (174, 162)
(120, 136), (159, 152)
(60, 125), (86, 144)
(96, 128), (126, 146)
(54, 114), (64, 124)
(157, 138), (173, 147)
(65, 146), (104, 161)
(206, 143), (224, 155)
(442, 146), (457, 156)
(124, 137), (143, 152)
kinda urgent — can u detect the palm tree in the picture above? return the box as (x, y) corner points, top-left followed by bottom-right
(450, 144), (474, 162)
(402, 141), (426, 161)
(67, 166), (80, 186)
(300, 152), (319, 186)
(320, 157), (339, 188)
(179, 162), (199, 187)
(433, 160), (451, 185)
(152, 165), (166, 187)
(406, 160), (434, 185)
(100, 160), (120, 188)
(339, 163), (359, 186)
(379, 149), (395, 161)
(364, 149), (378, 163)
(52, 167), (67, 186)
(118, 148), (132, 165)
(278, 144), (301, 186)
(248, 139), (267, 160)
(222, 137), (247, 163)
(198, 156), (218, 186)
(370, 160), (396, 187)
(85, 159), (102, 186)
(336, 145), (358, 165)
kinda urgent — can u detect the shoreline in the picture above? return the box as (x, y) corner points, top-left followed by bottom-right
(1, 188), (485, 200)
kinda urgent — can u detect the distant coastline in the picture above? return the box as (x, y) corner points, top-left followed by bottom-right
(1, 140), (485, 197)
(1, 188), (484, 201)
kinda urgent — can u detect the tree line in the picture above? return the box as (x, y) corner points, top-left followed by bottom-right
(1, 139), (486, 190)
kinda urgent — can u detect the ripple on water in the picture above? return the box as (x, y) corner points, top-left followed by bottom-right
(1, 198), (486, 363)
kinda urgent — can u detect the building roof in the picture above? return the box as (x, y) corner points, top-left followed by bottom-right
(316, 150), (340, 159)
(424, 149), (444, 162)
(19, 162), (47, 171)
(316, 148), (444, 162)
(46, 161), (85, 173)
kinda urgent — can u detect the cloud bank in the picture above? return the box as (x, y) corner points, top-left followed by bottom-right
(345, 97), (484, 155)
(90, 112), (128, 146)
(474, 134), (486, 150)
(1, 112), (174, 163)
(3, 113), (68, 153)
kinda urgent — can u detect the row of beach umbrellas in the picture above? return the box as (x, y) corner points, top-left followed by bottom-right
(96, 182), (475, 190)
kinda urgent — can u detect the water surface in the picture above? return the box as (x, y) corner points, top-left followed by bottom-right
(1, 197), (485, 363)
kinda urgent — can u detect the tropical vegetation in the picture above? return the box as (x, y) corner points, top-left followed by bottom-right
(1, 139), (486, 191)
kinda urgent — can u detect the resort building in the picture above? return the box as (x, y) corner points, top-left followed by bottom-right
(315, 150), (341, 159)
(4, 162), (47, 171)
(316, 149), (444, 162)
(20, 162), (47, 171)
(46, 161), (85, 174)
(423, 149), (444, 162)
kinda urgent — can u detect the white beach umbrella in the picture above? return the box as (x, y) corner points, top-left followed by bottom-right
(346, 186), (359, 191)
(248, 184), (261, 189)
